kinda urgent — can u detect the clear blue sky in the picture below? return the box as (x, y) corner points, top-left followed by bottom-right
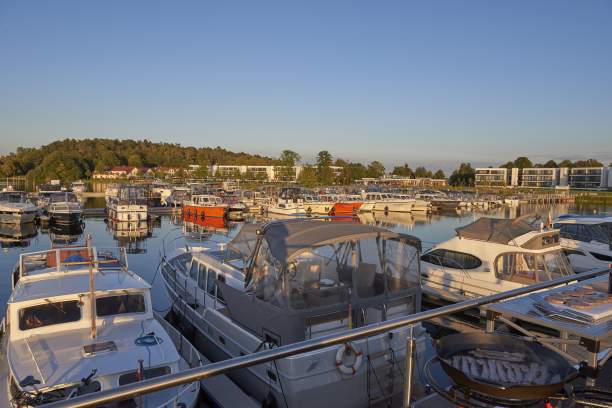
(1, 0), (611, 171)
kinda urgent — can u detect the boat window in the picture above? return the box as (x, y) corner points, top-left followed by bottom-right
(19, 300), (81, 330)
(557, 223), (610, 244)
(495, 251), (571, 284)
(206, 270), (216, 295)
(420, 249), (482, 270)
(591, 252), (612, 262)
(197, 264), (207, 289)
(384, 238), (420, 294)
(118, 366), (171, 386)
(189, 261), (198, 281)
(96, 293), (145, 316)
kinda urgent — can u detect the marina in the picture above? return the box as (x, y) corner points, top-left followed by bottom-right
(0, 197), (610, 407)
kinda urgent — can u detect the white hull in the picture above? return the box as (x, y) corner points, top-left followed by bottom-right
(108, 203), (148, 222)
(562, 238), (612, 272)
(266, 203), (305, 216)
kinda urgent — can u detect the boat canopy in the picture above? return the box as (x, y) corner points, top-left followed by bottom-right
(455, 217), (536, 245)
(228, 220), (421, 264)
(218, 220), (423, 343)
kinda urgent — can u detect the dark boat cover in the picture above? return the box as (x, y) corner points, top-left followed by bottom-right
(455, 217), (536, 244)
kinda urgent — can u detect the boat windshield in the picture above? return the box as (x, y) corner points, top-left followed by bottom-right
(50, 193), (78, 203)
(494, 250), (573, 285)
(555, 222), (612, 245)
(247, 237), (420, 310)
(0, 193), (26, 203)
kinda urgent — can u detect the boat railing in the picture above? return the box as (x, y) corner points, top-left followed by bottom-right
(153, 314), (202, 408)
(45, 268), (612, 408)
(19, 246), (129, 280)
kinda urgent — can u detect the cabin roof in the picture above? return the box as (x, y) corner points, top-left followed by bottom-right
(10, 270), (150, 303)
(455, 217), (537, 244)
(229, 219), (421, 264)
(8, 318), (177, 389)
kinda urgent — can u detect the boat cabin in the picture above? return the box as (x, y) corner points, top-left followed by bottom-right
(5, 246), (181, 404)
(420, 217), (573, 301)
(217, 220), (422, 345)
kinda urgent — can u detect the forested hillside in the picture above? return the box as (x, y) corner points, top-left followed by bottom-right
(0, 139), (274, 183)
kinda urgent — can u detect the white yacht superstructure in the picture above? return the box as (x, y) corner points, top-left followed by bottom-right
(554, 214), (612, 272)
(0, 192), (38, 225)
(0, 243), (200, 407)
(420, 216), (574, 303)
(46, 192), (83, 224)
(266, 187), (306, 216)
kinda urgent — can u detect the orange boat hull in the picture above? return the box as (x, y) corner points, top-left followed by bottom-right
(183, 204), (227, 220)
(331, 202), (363, 215)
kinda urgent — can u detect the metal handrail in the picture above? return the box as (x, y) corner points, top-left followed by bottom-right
(46, 267), (611, 408)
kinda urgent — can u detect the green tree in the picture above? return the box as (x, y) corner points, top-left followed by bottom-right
(279, 150), (301, 166)
(449, 163), (475, 186)
(513, 156), (533, 169)
(558, 159), (573, 168)
(316, 151), (334, 185)
(542, 160), (558, 168)
(366, 161), (385, 178)
(127, 153), (144, 167)
(297, 165), (318, 187)
(414, 166), (432, 178)
(433, 169), (446, 179)
(574, 158), (603, 167)
(391, 163), (414, 178)
(340, 162), (367, 184)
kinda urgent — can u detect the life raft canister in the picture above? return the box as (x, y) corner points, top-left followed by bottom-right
(335, 342), (363, 375)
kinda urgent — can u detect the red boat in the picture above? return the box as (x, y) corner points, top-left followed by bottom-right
(183, 195), (228, 220)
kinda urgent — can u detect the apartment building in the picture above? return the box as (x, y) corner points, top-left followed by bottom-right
(475, 168), (519, 187)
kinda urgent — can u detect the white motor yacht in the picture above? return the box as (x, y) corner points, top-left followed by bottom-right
(420, 216), (574, 303)
(161, 219), (433, 408)
(266, 187), (306, 216)
(554, 214), (612, 272)
(0, 242), (200, 407)
(46, 192), (83, 225)
(107, 185), (148, 223)
(359, 192), (415, 213)
(0, 192), (38, 225)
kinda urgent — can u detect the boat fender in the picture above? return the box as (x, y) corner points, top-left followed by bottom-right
(335, 342), (363, 375)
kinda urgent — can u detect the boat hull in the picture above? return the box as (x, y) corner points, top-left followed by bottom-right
(49, 211), (82, 225)
(0, 212), (37, 225)
(331, 202), (362, 215)
(184, 204), (227, 219)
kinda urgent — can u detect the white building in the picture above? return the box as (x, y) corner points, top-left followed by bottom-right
(521, 168), (567, 188)
(568, 167), (610, 190)
(475, 168), (518, 187)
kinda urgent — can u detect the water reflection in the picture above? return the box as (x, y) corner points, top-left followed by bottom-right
(0, 202), (608, 318)
(49, 222), (84, 246)
(0, 222), (38, 248)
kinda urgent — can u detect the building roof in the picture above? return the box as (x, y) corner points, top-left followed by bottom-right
(455, 217), (537, 244)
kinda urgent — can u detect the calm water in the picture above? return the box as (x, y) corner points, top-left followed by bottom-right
(1, 202), (608, 320)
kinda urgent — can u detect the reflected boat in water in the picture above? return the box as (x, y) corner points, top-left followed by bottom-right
(49, 222), (84, 246)
(0, 222), (38, 248)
